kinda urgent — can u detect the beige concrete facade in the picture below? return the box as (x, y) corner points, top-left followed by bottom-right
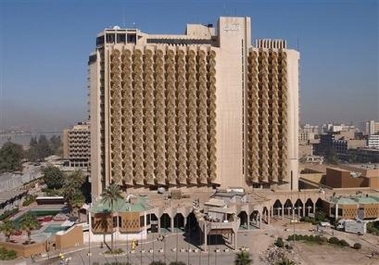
(89, 17), (300, 198)
(63, 122), (90, 168)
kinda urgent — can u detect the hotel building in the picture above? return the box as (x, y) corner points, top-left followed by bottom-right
(89, 17), (300, 198)
(63, 122), (91, 168)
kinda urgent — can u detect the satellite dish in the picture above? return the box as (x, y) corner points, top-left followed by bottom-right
(113, 26), (121, 30)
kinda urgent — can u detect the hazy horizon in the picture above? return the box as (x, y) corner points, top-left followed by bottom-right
(1, 0), (378, 132)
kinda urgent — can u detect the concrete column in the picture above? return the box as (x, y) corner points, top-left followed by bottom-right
(335, 205), (338, 220)
(234, 232), (237, 250)
(270, 207), (273, 220)
(281, 206), (284, 219)
(259, 212), (262, 228)
(158, 216), (161, 234)
(144, 213), (147, 231)
(171, 216), (174, 233)
(247, 212), (250, 230)
(313, 204), (316, 215)
(302, 205), (306, 217)
(203, 224), (207, 251)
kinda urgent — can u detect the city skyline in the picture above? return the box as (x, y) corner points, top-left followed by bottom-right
(0, 0), (378, 131)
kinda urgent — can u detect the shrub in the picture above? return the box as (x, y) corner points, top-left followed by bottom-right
(104, 248), (124, 255)
(353, 243), (362, 249)
(367, 221), (379, 235)
(22, 195), (37, 207)
(150, 261), (167, 265)
(285, 244), (293, 250)
(339, 239), (350, 247)
(0, 208), (19, 221)
(319, 236), (328, 245)
(275, 237), (285, 248)
(0, 247), (17, 260)
(300, 216), (314, 223)
(328, 237), (340, 245)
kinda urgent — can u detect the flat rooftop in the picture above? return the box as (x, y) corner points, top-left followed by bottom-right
(329, 195), (379, 205)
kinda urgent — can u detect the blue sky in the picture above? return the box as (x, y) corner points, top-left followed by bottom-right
(0, 0), (378, 131)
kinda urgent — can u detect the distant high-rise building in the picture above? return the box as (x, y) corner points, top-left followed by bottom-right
(63, 122), (90, 168)
(89, 17), (300, 198)
(365, 120), (379, 135)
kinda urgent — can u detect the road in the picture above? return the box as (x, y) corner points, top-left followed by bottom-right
(33, 229), (259, 265)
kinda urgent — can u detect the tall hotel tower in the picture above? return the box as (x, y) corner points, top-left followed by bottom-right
(89, 17), (299, 197)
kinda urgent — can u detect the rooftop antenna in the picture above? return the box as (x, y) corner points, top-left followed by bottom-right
(297, 37), (300, 51)
(122, 7), (126, 27)
(223, 0), (230, 16)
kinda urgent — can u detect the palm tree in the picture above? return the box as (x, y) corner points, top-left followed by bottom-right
(100, 183), (123, 251)
(0, 220), (16, 242)
(71, 191), (85, 219)
(62, 170), (85, 214)
(235, 250), (252, 265)
(19, 213), (39, 244)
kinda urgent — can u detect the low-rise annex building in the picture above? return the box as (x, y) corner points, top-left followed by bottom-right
(322, 194), (379, 220)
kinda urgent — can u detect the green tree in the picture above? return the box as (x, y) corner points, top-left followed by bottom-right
(49, 135), (62, 156)
(235, 250), (252, 265)
(42, 166), (65, 189)
(27, 135), (54, 162)
(62, 170), (86, 213)
(0, 142), (24, 173)
(0, 220), (16, 242)
(71, 192), (85, 218)
(101, 183), (123, 251)
(36, 135), (53, 159)
(19, 213), (39, 244)
(325, 147), (339, 165)
(27, 137), (39, 162)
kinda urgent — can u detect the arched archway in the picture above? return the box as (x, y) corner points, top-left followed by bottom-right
(160, 213), (171, 233)
(262, 207), (269, 224)
(148, 213), (159, 233)
(315, 198), (325, 219)
(273, 199), (283, 217)
(173, 213), (185, 232)
(305, 198), (314, 217)
(238, 211), (248, 229)
(186, 212), (198, 233)
(294, 199), (304, 217)
(250, 210), (260, 228)
(284, 199), (293, 217)
(315, 198), (323, 212)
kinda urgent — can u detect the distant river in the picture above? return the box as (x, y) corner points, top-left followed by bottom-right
(0, 132), (62, 147)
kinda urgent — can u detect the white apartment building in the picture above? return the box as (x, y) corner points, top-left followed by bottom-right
(368, 134), (379, 149)
(366, 120), (379, 135)
(89, 17), (300, 197)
